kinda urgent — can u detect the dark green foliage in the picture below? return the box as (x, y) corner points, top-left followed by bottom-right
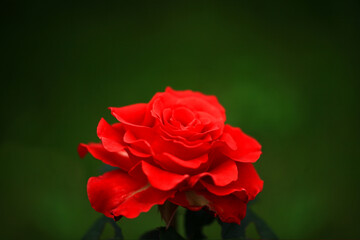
(84, 208), (276, 240)
(219, 220), (247, 240)
(140, 229), (161, 240)
(159, 227), (186, 240)
(248, 209), (277, 240)
(219, 208), (277, 240)
(83, 216), (124, 240)
(185, 209), (215, 240)
(140, 227), (185, 240)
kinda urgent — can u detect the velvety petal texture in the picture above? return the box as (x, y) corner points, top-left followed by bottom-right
(218, 125), (262, 163)
(79, 87), (263, 225)
(87, 169), (174, 219)
(78, 143), (134, 171)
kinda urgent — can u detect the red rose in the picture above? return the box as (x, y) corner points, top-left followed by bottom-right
(78, 87), (263, 224)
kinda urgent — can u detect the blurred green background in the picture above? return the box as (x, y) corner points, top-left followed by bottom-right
(1, 1), (359, 239)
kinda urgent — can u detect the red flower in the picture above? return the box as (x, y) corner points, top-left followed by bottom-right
(78, 87), (263, 224)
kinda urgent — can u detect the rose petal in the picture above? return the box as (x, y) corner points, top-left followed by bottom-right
(150, 93), (178, 121)
(188, 159), (238, 187)
(159, 127), (213, 150)
(150, 88), (225, 131)
(200, 162), (263, 201)
(154, 152), (209, 174)
(140, 161), (189, 191)
(169, 190), (247, 224)
(151, 134), (211, 161)
(168, 191), (205, 211)
(123, 130), (152, 157)
(165, 87), (226, 121)
(235, 162), (264, 200)
(78, 143), (134, 171)
(87, 169), (175, 219)
(110, 103), (150, 127)
(221, 132), (237, 151)
(218, 125), (262, 163)
(97, 118), (126, 152)
(199, 191), (247, 224)
(97, 118), (153, 158)
(172, 106), (196, 127)
(199, 181), (246, 198)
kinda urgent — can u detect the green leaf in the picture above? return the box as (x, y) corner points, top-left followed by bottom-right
(140, 227), (185, 240)
(185, 209), (215, 240)
(83, 215), (124, 240)
(218, 221), (247, 240)
(139, 228), (161, 240)
(159, 227), (185, 240)
(108, 219), (124, 240)
(218, 208), (253, 240)
(83, 216), (108, 240)
(218, 208), (277, 240)
(248, 209), (277, 240)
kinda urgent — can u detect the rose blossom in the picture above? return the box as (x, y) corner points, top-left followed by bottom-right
(78, 87), (263, 224)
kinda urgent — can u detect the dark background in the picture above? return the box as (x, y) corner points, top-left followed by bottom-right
(1, 1), (359, 239)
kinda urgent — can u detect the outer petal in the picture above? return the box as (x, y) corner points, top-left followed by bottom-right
(87, 169), (175, 220)
(110, 103), (150, 128)
(169, 190), (247, 224)
(235, 162), (263, 200)
(200, 163), (263, 201)
(188, 159), (238, 187)
(168, 191), (206, 212)
(78, 143), (135, 171)
(97, 118), (153, 158)
(97, 118), (126, 152)
(218, 125), (262, 163)
(199, 191), (247, 224)
(139, 161), (189, 191)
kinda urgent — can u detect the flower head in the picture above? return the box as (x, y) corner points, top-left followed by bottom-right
(79, 87), (263, 224)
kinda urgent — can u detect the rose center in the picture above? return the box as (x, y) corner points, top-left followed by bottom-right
(172, 107), (196, 127)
